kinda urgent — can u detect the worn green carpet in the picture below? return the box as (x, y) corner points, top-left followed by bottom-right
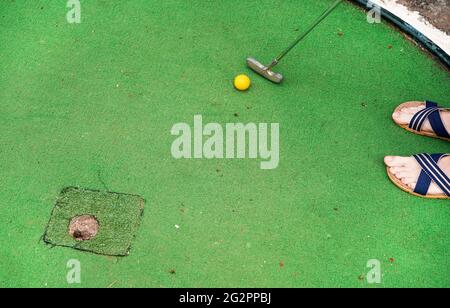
(0, 0), (448, 288)
(44, 187), (144, 256)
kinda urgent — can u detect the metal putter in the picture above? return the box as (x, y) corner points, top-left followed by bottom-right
(246, 57), (284, 84)
(247, 0), (343, 84)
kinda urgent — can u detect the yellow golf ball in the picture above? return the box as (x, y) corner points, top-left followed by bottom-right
(234, 74), (251, 91)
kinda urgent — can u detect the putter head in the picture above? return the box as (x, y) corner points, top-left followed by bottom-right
(247, 57), (284, 84)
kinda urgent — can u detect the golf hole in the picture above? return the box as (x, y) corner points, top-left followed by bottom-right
(69, 215), (99, 241)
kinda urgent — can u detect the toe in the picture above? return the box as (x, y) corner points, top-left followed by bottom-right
(407, 182), (416, 189)
(401, 177), (415, 185)
(389, 167), (402, 174)
(392, 111), (413, 125)
(400, 106), (424, 114)
(385, 156), (414, 167)
(385, 156), (395, 166)
(396, 171), (410, 179)
(392, 104), (425, 125)
(391, 167), (400, 173)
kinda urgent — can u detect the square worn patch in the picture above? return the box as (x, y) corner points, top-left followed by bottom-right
(44, 187), (145, 256)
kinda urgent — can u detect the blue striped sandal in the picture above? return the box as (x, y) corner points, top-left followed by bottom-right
(386, 154), (450, 199)
(394, 101), (450, 142)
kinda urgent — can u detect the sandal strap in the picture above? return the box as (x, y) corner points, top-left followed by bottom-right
(413, 153), (450, 197)
(409, 101), (450, 139)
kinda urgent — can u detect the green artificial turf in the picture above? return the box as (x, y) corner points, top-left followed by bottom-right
(44, 187), (144, 256)
(0, 0), (449, 288)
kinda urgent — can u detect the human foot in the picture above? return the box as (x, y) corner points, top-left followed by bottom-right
(392, 101), (450, 141)
(385, 154), (450, 198)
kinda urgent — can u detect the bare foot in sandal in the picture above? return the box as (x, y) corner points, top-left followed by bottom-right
(392, 101), (450, 141)
(385, 155), (450, 198)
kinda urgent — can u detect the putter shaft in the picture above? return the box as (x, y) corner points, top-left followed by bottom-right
(268, 0), (343, 69)
(248, 0), (343, 83)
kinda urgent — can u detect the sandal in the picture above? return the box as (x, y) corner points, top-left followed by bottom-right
(393, 101), (450, 141)
(386, 153), (450, 199)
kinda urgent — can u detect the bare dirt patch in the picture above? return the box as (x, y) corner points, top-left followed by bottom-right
(397, 0), (450, 34)
(69, 215), (99, 241)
